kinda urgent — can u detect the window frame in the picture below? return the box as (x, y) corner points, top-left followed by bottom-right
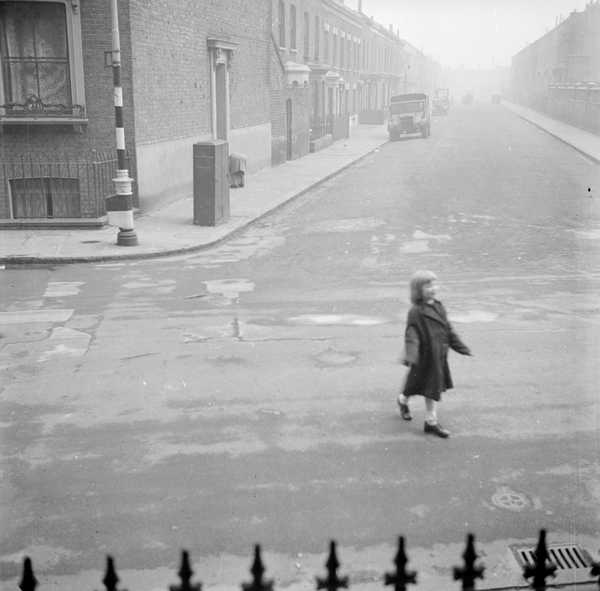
(303, 10), (309, 60)
(0, 0), (86, 125)
(278, 0), (286, 47)
(314, 15), (319, 61)
(289, 4), (297, 51)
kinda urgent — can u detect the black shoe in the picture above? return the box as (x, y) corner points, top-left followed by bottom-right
(424, 422), (450, 438)
(397, 399), (412, 421)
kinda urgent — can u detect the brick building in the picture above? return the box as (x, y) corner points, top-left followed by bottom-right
(272, 0), (438, 151)
(0, 0), (438, 223)
(511, 0), (600, 134)
(0, 0), (272, 221)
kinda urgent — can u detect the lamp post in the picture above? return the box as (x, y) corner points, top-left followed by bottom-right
(109, 0), (138, 246)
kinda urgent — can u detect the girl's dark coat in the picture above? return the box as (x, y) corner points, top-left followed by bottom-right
(402, 300), (471, 401)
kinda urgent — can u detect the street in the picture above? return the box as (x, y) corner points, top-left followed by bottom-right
(1, 103), (599, 591)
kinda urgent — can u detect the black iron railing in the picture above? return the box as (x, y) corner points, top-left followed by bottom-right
(310, 115), (350, 142)
(12, 530), (600, 591)
(1, 151), (132, 218)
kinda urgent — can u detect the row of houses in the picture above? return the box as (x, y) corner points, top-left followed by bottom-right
(0, 0), (439, 223)
(510, 0), (600, 134)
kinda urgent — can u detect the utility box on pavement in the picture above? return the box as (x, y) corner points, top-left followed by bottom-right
(193, 140), (230, 226)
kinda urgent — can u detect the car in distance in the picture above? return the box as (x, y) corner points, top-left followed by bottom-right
(388, 93), (431, 140)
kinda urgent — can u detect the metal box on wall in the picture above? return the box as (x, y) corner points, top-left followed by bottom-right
(193, 140), (230, 226)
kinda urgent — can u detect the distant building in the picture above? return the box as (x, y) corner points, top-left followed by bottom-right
(510, 0), (600, 133)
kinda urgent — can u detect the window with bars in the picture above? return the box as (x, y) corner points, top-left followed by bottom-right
(10, 177), (81, 218)
(0, 0), (85, 120)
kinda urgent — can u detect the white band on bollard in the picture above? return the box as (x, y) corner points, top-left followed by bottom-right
(107, 209), (134, 230)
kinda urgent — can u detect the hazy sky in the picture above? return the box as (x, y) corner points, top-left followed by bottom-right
(345, 0), (591, 68)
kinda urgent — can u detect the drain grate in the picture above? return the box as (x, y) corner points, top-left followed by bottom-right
(512, 544), (592, 570)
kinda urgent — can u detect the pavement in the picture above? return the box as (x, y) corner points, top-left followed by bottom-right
(1, 102), (598, 265)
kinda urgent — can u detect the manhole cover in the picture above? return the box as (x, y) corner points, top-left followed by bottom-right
(491, 486), (529, 511)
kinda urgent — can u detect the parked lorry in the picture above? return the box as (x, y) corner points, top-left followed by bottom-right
(387, 93), (431, 140)
(432, 88), (450, 115)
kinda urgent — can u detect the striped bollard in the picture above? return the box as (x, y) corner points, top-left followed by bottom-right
(108, 0), (138, 246)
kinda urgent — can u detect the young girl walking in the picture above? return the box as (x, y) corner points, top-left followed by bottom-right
(397, 270), (472, 438)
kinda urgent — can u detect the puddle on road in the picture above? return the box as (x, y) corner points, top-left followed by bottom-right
(450, 310), (498, 323)
(38, 327), (91, 361)
(413, 230), (451, 241)
(204, 278), (255, 303)
(304, 217), (386, 233)
(399, 229), (452, 254)
(43, 282), (85, 298)
(572, 228), (600, 240)
(399, 240), (431, 253)
(122, 279), (176, 294)
(313, 348), (360, 367)
(288, 314), (388, 326)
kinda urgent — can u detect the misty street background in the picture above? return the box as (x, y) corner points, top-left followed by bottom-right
(1, 102), (599, 590)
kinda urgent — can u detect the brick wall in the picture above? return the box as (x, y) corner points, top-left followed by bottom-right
(0, 0), (138, 218)
(128, 0), (270, 143)
(1, 0), (273, 218)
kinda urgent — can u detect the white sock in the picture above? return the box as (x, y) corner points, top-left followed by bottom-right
(424, 399), (438, 424)
(398, 394), (409, 405)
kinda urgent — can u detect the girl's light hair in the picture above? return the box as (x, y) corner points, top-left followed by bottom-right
(409, 270), (438, 304)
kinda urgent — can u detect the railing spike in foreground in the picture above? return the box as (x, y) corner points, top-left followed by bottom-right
(523, 530), (557, 591)
(170, 550), (202, 591)
(453, 534), (485, 591)
(316, 541), (349, 591)
(242, 545), (273, 591)
(588, 554), (600, 588)
(101, 556), (125, 591)
(19, 557), (37, 591)
(384, 536), (417, 591)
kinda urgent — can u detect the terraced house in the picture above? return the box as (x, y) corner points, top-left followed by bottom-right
(0, 0), (438, 225)
(511, 0), (600, 134)
(273, 0), (439, 155)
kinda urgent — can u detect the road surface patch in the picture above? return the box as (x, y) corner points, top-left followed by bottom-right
(0, 309), (74, 324)
(288, 314), (388, 326)
(43, 282), (84, 298)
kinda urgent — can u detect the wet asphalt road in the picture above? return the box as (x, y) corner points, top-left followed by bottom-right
(1, 103), (599, 591)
